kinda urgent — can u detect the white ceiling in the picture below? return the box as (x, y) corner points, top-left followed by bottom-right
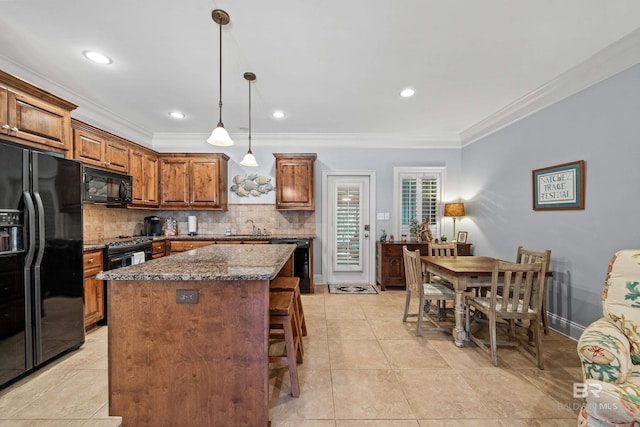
(1, 0), (640, 148)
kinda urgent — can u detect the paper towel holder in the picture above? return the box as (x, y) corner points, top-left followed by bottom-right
(188, 215), (198, 236)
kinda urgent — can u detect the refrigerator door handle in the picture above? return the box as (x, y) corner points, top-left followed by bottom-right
(22, 149), (37, 370)
(33, 190), (46, 267)
(22, 189), (36, 369)
(32, 158), (46, 363)
(23, 190), (37, 266)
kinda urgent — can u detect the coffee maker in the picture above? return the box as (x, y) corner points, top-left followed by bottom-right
(144, 216), (162, 236)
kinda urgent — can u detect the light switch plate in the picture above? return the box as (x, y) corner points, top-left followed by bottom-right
(384, 212), (390, 220)
(376, 213), (384, 220)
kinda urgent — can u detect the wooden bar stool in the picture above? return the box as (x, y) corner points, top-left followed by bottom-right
(269, 290), (302, 397)
(270, 277), (307, 337)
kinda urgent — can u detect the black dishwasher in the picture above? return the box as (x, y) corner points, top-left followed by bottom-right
(271, 239), (311, 293)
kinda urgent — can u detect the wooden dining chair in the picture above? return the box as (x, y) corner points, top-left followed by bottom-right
(402, 246), (455, 336)
(465, 259), (546, 368)
(427, 241), (458, 257)
(425, 241), (459, 314)
(516, 246), (551, 335)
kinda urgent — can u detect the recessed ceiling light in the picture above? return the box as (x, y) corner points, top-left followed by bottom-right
(272, 111), (286, 119)
(400, 88), (415, 98)
(169, 111), (185, 119)
(83, 51), (112, 65)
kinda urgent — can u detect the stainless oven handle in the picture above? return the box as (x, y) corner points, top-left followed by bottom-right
(109, 253), (133, 263)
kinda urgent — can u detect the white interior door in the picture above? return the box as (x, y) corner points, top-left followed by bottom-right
(323, 172), (375, 285)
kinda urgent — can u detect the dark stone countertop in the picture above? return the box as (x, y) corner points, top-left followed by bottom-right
(83, 234), (314, 251)
(96, 243), (296, 281)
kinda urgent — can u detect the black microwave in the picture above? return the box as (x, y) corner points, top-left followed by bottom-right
(83, 166), (132, 205)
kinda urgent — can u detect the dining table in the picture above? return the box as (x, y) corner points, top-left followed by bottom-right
(420, 255), (552, 347)
(420, 256), (502, 347)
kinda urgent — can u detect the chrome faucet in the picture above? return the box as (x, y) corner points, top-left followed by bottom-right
(246, 219), (256, 235)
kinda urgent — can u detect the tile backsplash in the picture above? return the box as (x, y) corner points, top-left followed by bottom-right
(83, 203), (316, 242)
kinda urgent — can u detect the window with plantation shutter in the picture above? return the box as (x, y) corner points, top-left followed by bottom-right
(393, 167), (445, 239)
(334, 182), (362, 271)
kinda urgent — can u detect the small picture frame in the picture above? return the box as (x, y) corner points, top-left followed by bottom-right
(457, 231), (468, 243)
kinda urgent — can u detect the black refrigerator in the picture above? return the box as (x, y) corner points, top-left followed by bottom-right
(0, 139), (84, 389)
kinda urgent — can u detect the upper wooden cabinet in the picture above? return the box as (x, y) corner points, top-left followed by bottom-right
(159, 154), (228, 210)
(72, 120), (129, 173)
(130, 149), (159, 207)
(274, 153), (316, 211)
(0, 70), (77, 155)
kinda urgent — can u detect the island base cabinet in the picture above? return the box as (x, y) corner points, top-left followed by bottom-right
(108, 279), (269, 427)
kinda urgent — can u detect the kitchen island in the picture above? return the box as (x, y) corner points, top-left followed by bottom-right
(97, 243), (296, 427)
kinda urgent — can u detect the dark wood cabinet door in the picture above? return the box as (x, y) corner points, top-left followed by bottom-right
(274, 153), (316, 210)
(160, 159), (190, 206)
(104, 138), (129, 173)
(144, 155), (159, 204)
(74, 129), (105, 167)
(190, 159), (221, 207)
(8, 90), (71, 151)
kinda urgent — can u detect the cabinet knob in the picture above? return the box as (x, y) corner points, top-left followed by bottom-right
(88, 258), (94, 263)
(10, 127), (18, 132)
(1, 124), (10, 130)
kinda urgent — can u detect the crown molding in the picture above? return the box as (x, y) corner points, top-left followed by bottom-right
(460, 28), (640, 147)
(71, 107), (153, 146)
(151, 132), (461, 151)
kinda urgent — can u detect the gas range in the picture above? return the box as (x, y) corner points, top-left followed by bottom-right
(105, 237), (153, 256)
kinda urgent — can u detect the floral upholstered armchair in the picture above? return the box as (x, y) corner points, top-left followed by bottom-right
(577, 250), (640, 426)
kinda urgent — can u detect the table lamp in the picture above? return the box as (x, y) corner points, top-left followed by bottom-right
(444, 202), (465, 241)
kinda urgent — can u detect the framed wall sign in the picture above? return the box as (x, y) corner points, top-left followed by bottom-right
(532, 160), (585, 210)
(457, 231), (468, 243)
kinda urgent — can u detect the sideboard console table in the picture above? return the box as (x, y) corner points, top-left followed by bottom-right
(376, 241), (472, 290)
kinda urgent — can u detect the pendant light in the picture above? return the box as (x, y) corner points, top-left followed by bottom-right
(240, 72), (258, 167)
(207, 9), (234, 146)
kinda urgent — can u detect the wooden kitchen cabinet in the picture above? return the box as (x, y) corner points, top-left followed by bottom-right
(274, 153), (316, 211)
(169, 239), (269, 254)
(72, 120), (129, 173)
(376, 241), (472, 290)
(130, 148), (159, 206)
(169, 240), (215, 253)
(151, 240), (166, 259)
(0, 70), (77, 155)
(83, 249), (105, 331)
(159, 154), (229, 210)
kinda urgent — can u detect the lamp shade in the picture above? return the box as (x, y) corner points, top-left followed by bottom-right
(444, 202), (465, 217)
(240, 151), (258, 167)
(207, 125), (233, 146)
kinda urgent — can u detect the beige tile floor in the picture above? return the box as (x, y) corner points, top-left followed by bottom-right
(0, 285), (582, 426)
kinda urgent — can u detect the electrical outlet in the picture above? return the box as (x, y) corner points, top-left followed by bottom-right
(176, 289), (199, 304)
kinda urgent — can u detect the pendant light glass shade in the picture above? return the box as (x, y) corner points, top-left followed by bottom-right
(207, 10), (234, 146)
(240, 72), (258, 167)
(207, 124), (233, 146)
(240, 151), (258, 167)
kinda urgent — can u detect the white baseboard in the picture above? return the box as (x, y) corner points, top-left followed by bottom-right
(547, 312), (585, 341)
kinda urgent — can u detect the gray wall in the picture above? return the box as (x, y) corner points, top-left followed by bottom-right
(460, 64), (640, 339)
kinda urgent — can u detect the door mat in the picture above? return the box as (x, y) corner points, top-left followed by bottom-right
(328, 285), (378, 294)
